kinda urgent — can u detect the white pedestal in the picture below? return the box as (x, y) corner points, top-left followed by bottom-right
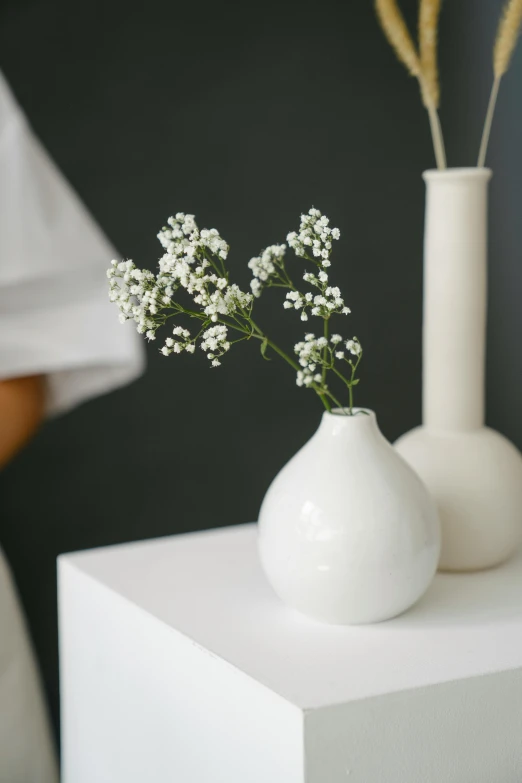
(59, 523), (522, 783)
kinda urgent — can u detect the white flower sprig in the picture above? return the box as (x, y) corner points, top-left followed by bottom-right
(287, 208), (341, 260)
(108, 213), (254, 367)
(248, 244), (290, 298)
(108, 208), (363, 414)
(295, 333), (363, 412)
(283, 211), (348, 323)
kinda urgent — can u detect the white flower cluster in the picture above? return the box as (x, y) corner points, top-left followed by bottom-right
(294, 333), (362, 388)
(286, 208), (340, 261)
(282, 208), (348, 322)
(284, 282), (350, 321)
(108, 213), (252, 367)
(294, 334), (330, 388)
(200, 325), (231, 367)
(248, 244), (286, 297)
(156, 213), (252, 324)
(346, 338), (362, 357)
(158, 213), (229, 261)
(194, 281), (252, 322)
(329, 335), (362, 360)
(109, 207), (363, 401)
(108, 259), (160, 337)
(161, 326), (196, 356)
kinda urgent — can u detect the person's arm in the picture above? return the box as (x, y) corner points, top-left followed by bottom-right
(0, 375), (45, 469)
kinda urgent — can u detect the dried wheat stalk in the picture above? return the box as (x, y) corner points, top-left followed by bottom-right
(375, 0), (421, 77)
(375, 0), (446, 169)
(419, 0), (446, 170)
(419, 0), (442, 108)
(494, 0), (522, 75)
(478, 0), (522, 166)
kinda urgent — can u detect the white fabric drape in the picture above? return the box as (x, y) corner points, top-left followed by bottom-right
(0, 69), (144, 781)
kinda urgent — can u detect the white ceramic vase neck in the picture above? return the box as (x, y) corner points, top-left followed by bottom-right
(316, 407), (379, 442)
(423, 168), (491, 432)
(396, 167), (522, 572)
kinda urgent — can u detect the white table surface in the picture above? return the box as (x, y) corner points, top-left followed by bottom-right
(63, 522), (522, 711)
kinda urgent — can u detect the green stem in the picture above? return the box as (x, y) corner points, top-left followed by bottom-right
(331, 366), (353, 387)
(329, 351), (363, 415)
(348, 375), (354, 416)
(266, 339), (300, 370)
(247, 317), (333, 411)
(319, 317), (331, 412)
(325, 387), (344, 413)
(249, 318), (300, 371)
(320, 393), (332, 412)
(322, 318), (329, 386)
(348, 351), (363, 415)
(202, 248), (228, 281)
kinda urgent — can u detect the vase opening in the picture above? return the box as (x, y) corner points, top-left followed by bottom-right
(329, 407), (373, 418)
(423, 167), (492, 183)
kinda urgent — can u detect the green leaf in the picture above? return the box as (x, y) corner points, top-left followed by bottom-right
(260, 339), (271, 361)
(349, 378), (360, 386)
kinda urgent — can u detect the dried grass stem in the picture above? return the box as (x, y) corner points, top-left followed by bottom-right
(426, 102), (446, 170)
(375, 0), (446, 168)
(478, 0), (522, 166)
(477, 76), (500, 168)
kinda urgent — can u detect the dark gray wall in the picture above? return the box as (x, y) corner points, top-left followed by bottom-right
(0, 0), (519, 739)
(474, 1), (522, 446)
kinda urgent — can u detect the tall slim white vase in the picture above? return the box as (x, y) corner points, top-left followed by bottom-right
(396, 168), (522, 572)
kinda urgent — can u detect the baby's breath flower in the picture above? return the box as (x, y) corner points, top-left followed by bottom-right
(109, 214), (252, 357)
(108, 207), (363, 414)
(248, 244), (286, 297)
(346, 338), (362, 356)
(282, 211), (348, 322)
(285, 278), (347, 321)
(286, 208), (340, 260)
(285, 290), (305, 310)
(200, 325), (230, 366)
(160, 326), (194, 356)
(294, 334), (330, 390)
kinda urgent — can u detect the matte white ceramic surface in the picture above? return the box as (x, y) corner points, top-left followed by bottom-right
(396, 169), (522, 571)
(60, 525), (522, 783)
(258, 409), (440, 625)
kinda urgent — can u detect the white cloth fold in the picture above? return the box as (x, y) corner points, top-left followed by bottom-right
(0, 69), (144, 411)
(0, 549), (58, 783)
(0, 68), (145, 782)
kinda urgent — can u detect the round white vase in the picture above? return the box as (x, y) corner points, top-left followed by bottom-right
(395, 168), (522, 572)
(258, 409), (440, 625)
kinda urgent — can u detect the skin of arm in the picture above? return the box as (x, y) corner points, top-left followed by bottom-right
(0, 376), (45, 470)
